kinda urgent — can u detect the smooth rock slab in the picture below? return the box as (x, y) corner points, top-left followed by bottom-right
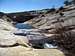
(0, 46), (65, 56)
(0, 30), (29, 47)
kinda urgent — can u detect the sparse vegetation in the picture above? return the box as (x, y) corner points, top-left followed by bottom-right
(64, 0), (72, 6)
(72, 0), (75, 4)
(52, 23), (75, 55)
(59, 6), (64, 10)
(46, 8), (56, 14)
(0, 12), (5, 18)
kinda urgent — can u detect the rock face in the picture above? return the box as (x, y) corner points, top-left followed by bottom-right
(0, 15), (31, 47)
(28, 5), (75, 30)
(0, 14), (65, 56)
(13, 29), (53, 48)
(27, 5), (75, 55)
(7, 11), (39, 23)
(0, 30), (29, 47)
(2, 4), (75, 56)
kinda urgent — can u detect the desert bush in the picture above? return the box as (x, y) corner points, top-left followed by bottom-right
(72, 0), (75, 4)
(59, 6), (64, 10)
(46, 8), (56, 14)
(64, 0), (72, 6)
(0, 12), (5, 18)
(53, 24), (75, 55)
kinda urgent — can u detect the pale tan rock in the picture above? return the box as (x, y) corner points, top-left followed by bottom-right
(0, 46), (65, 56)
(27, 6), (75, 31)
(0, 29), (30, 47)
(0, 19), (15, 31)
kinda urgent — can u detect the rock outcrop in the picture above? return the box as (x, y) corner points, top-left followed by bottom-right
(28, 5), (75, 30)
(0, 14), (65, 56)
(2, 4), (75, 56)
(6, 11), (39, 23)
(27, 5), (75, 55)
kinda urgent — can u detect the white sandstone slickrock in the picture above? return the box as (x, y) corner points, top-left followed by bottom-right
(0, 16), (30, 47)
(27, 5), (75, 31)
(0, 15), (65, 56)
(25, 5), (75, 56)
(0, 29), (64, 56)
(0, 19), (15, 31)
